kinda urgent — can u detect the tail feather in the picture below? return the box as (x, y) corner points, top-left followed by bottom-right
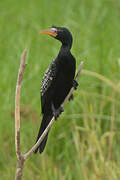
(34, 114), (53, 153)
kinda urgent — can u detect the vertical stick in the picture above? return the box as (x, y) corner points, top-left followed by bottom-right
(15, 50), (27, 180)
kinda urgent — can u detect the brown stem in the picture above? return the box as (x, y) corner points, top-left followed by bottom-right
(15, 157), (25, 180)
(15, 50), (27, 179)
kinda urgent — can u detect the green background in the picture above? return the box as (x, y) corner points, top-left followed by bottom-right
(0, 0), (120, 179)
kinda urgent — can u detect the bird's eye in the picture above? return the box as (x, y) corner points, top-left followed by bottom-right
(51, 28), (57, 33)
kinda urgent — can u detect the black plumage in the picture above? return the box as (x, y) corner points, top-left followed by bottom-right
(35, 26), (76, 153)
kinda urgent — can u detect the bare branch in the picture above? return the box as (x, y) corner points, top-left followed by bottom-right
(15, 49), (27, 180)
(23, 61), (84, 159)
(15, 157), (24, 180)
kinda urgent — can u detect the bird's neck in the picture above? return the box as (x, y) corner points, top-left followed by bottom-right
(59, 44), (71, 56)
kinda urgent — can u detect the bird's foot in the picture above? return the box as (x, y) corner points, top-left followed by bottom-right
(53, 107), (64, 120)
(73, 79), (78, 90)
(52, 104), (64, 120)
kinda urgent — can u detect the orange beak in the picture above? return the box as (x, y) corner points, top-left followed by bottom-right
(40, 28), (57, 37)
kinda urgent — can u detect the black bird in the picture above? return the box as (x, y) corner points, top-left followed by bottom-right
(35, 26), (77, 153)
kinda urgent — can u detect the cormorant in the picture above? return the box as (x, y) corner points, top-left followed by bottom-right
(35, 26), (77, 153)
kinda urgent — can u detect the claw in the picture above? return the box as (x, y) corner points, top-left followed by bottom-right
(52, 103), (64, 120)
(73, 79), (78, 90)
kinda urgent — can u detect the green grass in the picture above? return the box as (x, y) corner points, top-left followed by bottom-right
(0, 0), (120, 179)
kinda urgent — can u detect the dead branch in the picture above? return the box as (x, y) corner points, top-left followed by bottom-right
(15, 49), (27, 180)
(15, 48), (83, 179)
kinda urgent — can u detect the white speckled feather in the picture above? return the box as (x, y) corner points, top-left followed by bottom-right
(41, 61), (57, 96)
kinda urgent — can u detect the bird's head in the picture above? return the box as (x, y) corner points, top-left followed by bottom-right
(40, 26), (73, 49)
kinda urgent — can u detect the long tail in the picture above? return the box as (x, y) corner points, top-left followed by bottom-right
(34, 114), (53, 154)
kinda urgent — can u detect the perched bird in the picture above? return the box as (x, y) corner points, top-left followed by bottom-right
(35, 26), (78, 153)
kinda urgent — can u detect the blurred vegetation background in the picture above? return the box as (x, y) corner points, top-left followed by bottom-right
(0, 0), (120, 179)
